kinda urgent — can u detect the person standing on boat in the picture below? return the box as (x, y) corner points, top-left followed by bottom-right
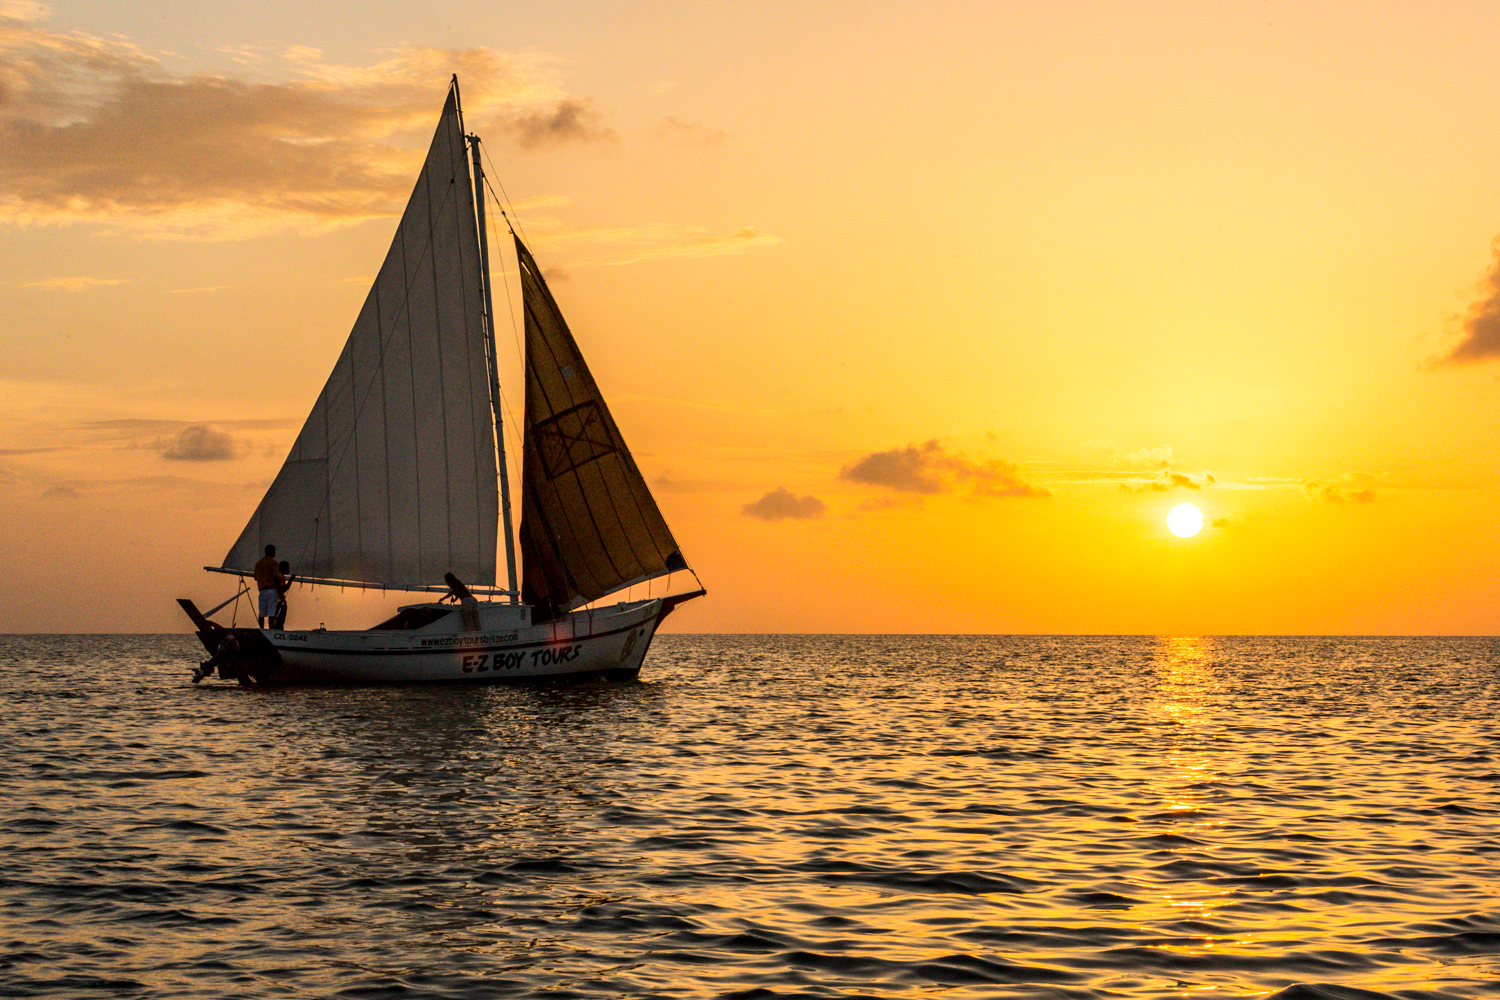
(253, 544), (286, 628)
(271, 560), (296, 630)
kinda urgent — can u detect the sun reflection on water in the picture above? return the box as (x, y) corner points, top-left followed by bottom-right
(1140, 637), (1239, 960)
(1153, 635), (1222, 800)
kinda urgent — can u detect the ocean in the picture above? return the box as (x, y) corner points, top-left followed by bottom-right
(2, 634), (1497, 998)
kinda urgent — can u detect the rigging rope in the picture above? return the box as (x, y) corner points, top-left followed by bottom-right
(475, 163), (527, 539)
(480, 142), (530, 245)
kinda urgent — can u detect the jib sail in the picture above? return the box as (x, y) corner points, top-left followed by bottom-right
(515, 236), (688, 619)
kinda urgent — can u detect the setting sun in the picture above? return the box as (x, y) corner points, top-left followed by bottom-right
(1167, 503), (1204, 538)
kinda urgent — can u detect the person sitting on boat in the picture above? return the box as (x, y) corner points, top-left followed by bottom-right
(271, 560), (296, 630)
(254, 544), (286, 628)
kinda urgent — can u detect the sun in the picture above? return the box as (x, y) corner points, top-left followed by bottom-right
(1167, 502), (1204, 538)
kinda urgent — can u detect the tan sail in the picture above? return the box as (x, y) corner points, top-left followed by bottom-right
(515, 237), (688, 619)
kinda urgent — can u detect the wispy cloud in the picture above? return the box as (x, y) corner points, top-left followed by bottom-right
(1083, 439), (1174, 469)
(841, 440), (1048, 500)
(0, 1), (46, 23)
(526, 221), (781, 265)
(655, 116), (727, 149)
(1446, 238), (1500, 363)
(742, 486), (825, 521)
(0, 416), (297, 459)
(0, 17), (610, 238)
(19, 276), (127, 291)
(651, 471), (724, 494)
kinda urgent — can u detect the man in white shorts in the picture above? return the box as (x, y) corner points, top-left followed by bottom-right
(253, 544), (286, 628)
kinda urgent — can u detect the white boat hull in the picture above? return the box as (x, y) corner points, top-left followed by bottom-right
(187, 598), (685, 685)
(272, 599), (663, 684)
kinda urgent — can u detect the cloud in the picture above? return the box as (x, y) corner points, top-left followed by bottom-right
(60, 417), (289, 455)
(19, 276), (128, 291)
(1446, 238), (1500, 363)
(506, 97), (615, 148)
(0, 411), (296, 466)
(1121, 468), (1215, 492)
(0, 22), (607, 238)
(160, 424), (237, 461)
(843, 443), (942, 493)
(41, 483), (78, 499)
(1321, 486), (1376, 503)
(1082, 439), (1175, 469)
(1210, 517), (1231, 528)
(655, 116), (727, 148)
(1121, 444), (1174, 469)
(742, 487), (825, 521)
(1306, 479), (1376, 503)
(840, 440), (1048, 499)
(1304, 473), (1377, 503)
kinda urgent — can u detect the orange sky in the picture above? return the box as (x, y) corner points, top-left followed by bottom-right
(3, 1), (1500, 634)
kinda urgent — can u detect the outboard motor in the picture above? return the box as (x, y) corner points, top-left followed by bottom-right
(192, 632), (241, 684)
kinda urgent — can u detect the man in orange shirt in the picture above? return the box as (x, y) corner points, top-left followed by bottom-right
(253, 544), (285, 628)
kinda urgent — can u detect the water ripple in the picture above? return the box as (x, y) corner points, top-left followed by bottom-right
(1, 634), (1498, 998)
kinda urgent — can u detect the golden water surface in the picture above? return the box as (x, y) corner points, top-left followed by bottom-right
(1, 634), (1496, 997)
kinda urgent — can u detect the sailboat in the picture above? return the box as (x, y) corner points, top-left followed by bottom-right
(177, 79), (704, 684)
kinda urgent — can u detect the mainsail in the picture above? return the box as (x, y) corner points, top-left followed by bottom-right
(221, 86), (498, 590)
(516, 237), (688, 618)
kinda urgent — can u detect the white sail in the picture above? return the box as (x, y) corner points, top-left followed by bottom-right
(221, 87), (498, 590)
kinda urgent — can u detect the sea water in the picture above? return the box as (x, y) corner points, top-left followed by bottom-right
(2, 634), (1497, 998)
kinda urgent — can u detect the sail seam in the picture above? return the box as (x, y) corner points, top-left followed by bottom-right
(376, 232), (393, 586)
(404, 174), (422, 586)
(459, 153), (485, 587)
(350, 312), (363, 573)
(426, 133), (453, 584)
(469, 139), (510, 596)
(322, 359), (331, 578)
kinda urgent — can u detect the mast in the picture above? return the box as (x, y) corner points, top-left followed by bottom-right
(468, 133), (520, 603)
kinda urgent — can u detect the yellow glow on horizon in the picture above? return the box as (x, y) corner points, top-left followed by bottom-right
(1167, 503), (1204, 538)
